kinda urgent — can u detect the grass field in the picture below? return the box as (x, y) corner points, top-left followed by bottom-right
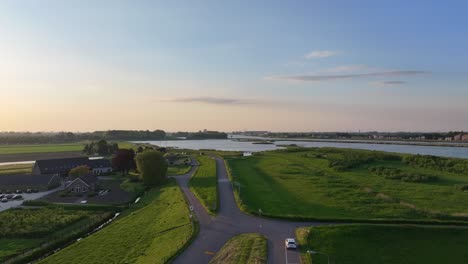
(0, 163), (33, 175)
(168, 165), (192, 176)
(0, 207), (109, 262)
(190, 155), (218, 214)
(0, 238), (41, 260)
(0, 144), (84, 155)
(209, 233), (267, 264)
(40, 179), (194, 264)
(296, 225), (468, 264)
(227, 148), (468, 221)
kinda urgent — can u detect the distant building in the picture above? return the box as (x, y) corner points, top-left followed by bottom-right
(32, 157), (112, 176)
(463, 135), (468, 141)
(454, 134), (464, 141)
(87, 159), (112, 175)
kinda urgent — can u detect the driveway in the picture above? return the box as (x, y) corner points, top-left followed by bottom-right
(174, 156), (324, 264)
(0, 187), (60, 212)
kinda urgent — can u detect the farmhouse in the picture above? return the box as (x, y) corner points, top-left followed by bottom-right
(65, 175), (98, 193)
(32, 157), (112, 176)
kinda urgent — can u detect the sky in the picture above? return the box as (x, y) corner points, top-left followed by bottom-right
(1, 0), (467, 132)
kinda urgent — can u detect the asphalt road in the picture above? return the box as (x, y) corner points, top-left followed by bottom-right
(174, 156), (323, 264)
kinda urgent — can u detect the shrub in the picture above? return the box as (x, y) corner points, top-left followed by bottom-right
(455, 184), (468, 191)
(369, 167), (438, 183)
(404, 155), (468, 175)
(22, 200), (51, 206)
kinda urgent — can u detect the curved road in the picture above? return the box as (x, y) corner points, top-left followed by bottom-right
(174, 156), (324, 264)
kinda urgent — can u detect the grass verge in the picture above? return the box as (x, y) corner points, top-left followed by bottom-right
(168, 165), (192, 176)
(189, 155), (218, 214)
(209, 233), (267, 264)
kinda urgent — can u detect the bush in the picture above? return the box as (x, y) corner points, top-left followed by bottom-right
(22, 200), (51, 206)
(369, 167), (438, 183)
(404, 155), (468, 175)
(455, 184), (468, 191)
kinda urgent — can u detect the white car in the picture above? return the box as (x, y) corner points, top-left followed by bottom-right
(285, 238), (297, 249)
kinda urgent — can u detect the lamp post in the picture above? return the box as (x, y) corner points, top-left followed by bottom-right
(306, 250), (330, 264)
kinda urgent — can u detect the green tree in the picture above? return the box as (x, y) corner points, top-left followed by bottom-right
(69, 165), (91, 179)
(135, 150), (168, 185)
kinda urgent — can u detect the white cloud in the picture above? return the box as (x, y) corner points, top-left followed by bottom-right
(371, 81), (407, 86)
(304, 50), (337, 59)
(266, 70), (427, 82)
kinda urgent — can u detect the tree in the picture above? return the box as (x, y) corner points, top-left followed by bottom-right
(135, 150), (168, 186)
(96, 140), (110, 156)
(69, 165), (91, 179)
(112, 149), (136, 175)
(137, 146), (144, 153)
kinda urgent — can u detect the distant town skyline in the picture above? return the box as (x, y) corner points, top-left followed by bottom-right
(1, 1), (467, 132)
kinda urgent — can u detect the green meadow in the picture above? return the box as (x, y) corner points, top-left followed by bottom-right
(0, 207), (109, 262)
(227, 147), (468, 222)
(296, 225), (468, 264)
(0, 144), (84, 155)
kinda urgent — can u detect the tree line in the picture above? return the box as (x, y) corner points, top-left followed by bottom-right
(0, 130), (166, 144)
(171, 131), (228, 140)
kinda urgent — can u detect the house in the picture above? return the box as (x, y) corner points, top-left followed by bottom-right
(87, 159), (112, 175)
(65, 175), (98, 193)
(32, 157), (113, 176)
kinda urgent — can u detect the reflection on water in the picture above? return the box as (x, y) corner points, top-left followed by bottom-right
(134, 137), (468, 159)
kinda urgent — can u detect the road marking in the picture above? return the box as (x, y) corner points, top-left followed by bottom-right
(204, 251), (216, 255)
(285, 246), (288, 264)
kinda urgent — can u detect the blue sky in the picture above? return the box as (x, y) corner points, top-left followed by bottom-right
(0, 0), (467, 132)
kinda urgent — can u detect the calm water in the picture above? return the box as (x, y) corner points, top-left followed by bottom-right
(134, 137), (468, 159)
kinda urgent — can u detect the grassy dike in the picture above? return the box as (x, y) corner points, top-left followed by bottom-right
(209, 233), (267, 264)
(189, 155), (218, 214)
(296, 225), (468, 264)
(40, 179), (195, 264)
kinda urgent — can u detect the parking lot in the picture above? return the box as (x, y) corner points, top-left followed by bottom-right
(0, 188), (60, 212)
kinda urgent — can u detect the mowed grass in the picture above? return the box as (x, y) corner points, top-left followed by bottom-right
(296, 225), (468, 264)
(227, 148), (468, 221)
(0, 144), (84, 155)
(168, 165), (192, 176)
(0, 163), (33, 175)
(190, 155), (218, 214)
(209, 233), (267, 264)
(40, 179), (193, 264)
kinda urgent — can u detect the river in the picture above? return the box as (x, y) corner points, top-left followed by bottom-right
(134, 136), (468, 159)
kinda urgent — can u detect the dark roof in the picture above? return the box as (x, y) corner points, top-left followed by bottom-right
(35, 157), (89, 174)
(0, 174), (57, 187)
(165, 155), (178, 162)
(87, 159), (112, 168)
(80, 174), (98, 185)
